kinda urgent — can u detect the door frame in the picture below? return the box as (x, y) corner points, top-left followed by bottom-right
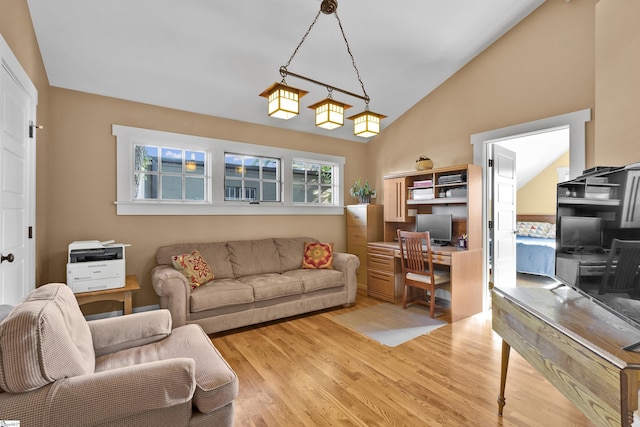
(0, 35), (38, 295)
(470, 108), (591, 311)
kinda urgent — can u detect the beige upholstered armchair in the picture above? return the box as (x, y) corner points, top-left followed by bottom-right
(0, 283), (238, 426)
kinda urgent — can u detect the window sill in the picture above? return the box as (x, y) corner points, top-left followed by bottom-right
(114, 201), (345, 216)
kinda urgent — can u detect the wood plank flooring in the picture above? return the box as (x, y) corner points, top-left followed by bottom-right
(210, 290), (594, 426)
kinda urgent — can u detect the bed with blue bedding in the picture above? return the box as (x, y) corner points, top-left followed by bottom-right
(516, 216), (556, 277)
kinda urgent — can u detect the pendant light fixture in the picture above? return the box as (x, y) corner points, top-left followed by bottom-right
(259, 0), (384, 137)
(307, 89), (351, 130)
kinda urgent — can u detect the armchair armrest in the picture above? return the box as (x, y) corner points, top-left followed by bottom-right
(332, 252), (360, 304)
(88, 309), (172, 357)
(44, 358), (196, 426)
(152, 265), (192, 327)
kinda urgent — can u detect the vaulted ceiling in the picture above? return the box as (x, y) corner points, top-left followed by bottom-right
(26, 0), (544, 142)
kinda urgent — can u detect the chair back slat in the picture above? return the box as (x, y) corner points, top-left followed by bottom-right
(397, 230), (434, 276)
(397, 229), (448, 318)
(600, 239), (640, 294)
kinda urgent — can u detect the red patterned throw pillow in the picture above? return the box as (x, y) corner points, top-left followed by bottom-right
(171, 250), (214, 289)
(302, 242), (334, 269)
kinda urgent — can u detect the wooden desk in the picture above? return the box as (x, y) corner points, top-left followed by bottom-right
(367, 242), (483, 322)
(556, 252), (608, 286)
(493, 286), (640, 427)
(75, 275), (140, 315)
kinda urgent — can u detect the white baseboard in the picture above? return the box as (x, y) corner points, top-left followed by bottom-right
(83, 304), (160, 321)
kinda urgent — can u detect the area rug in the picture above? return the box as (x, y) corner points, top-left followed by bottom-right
(330, 303), (447, 347)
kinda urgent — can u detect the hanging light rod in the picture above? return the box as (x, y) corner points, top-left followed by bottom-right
(259, 0), (385, 137)
(278, 66), (369, 103)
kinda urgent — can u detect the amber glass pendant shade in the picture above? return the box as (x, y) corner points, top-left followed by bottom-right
(348, 110), (387, 137)
(307, 98), (351, 130)
(259, 82), (308, 120)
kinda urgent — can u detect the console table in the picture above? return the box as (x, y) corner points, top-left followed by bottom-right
(75, 275), (140, 315)
(493, 286), (640, 427)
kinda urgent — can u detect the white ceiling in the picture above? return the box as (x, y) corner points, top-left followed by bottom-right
(495, 127), (570, 190)
(26, 0), (544, 142)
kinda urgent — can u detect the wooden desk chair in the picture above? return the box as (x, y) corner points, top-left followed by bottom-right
(397, 230), (451, 318)
(598, 239), (640, 295)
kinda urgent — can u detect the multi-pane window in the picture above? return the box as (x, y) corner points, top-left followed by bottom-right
(134, 145), (206, 201)
(292, 161), (336, 204)
(114, 125), (345, 215)
(224, 154), (280, 202)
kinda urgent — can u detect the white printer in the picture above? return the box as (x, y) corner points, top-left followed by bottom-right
(66, 240), (128, 293)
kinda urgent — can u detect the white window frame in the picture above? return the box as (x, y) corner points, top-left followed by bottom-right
(291, 159), (339, 205)
(113, 125), (345, 215)
(223, 153), (281, 202)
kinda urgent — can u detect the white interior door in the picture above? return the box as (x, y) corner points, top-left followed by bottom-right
(491, 144), (517, 288)
(0, 37), (37, 305)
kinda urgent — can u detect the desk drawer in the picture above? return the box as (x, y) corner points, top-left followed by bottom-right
(347, 226), (368, 246)
(432, 253), (452, 266)
(368, 252), (395, 271)
(579, 264), (606, 275)
(346, 205), (368, 227)
(367, 269), (396, 302)
(368, 244), (396, 257)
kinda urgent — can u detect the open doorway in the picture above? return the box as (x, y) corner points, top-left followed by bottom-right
(490, 126), (569, 289)
(471, 109), (591, 311)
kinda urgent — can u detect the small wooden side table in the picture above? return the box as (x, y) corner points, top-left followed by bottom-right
(75, 275), (140, 315)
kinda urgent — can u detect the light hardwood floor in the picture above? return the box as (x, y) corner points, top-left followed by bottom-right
(211, 290), (594, 426)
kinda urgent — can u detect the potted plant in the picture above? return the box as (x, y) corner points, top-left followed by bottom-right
(350, 179), (375, 204)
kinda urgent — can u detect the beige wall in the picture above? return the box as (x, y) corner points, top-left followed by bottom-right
(368, 0), (597, 198)
(4, 0), (640, 310)
(594, 0), (640, 165)
(517, 151), (569, 216)
(2, 1), (370, 310)
(46, 88), (368, 309)
(0, 0), (50, 286)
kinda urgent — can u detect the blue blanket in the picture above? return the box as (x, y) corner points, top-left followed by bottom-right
(516, 236), (556, 276)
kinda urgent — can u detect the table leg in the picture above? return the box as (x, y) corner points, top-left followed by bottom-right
(124, 291), (132, 315)
(498, 339), (511, 416)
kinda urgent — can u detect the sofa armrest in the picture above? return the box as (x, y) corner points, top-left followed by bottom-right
(332, 252), (360, 304)
(152, 265), (191, 328)
(43, 358), (196, 426)
(88, 309), (173, 357)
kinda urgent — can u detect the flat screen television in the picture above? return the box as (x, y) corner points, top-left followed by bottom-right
(557, 218), (640, 350)
(415, 214), (452, 246)
(558, 216), (603, 253)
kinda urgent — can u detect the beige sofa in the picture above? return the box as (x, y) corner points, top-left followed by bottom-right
(0, 283), (238, 426)
(151, 237), (359, 334)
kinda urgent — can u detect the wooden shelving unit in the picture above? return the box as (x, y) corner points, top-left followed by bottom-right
(381, 164), (482, 250)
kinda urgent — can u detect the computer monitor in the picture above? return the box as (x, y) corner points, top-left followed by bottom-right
(558, 216), (603, 252)
(415, 214), (453, 245)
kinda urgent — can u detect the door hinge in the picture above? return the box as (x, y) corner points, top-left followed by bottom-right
(488, 159), (494, 168)
(28, 226), (33, 239)
(488, 220), (493, 229)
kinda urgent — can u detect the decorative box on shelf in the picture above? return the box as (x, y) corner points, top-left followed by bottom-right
(412, 188), (434, 200)
(413, 179), (433, 188)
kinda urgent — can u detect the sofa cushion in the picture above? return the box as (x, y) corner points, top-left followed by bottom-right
(274, 237), (318, 272)
(227, 238), (282, 277)
(190, 279), (255, 312)
(157, 243), (235, 280)
(95, 324), (238, 415)
(238, 274), (303, 302)
(172, 250), (214, 288)
(302, 242), (334, 269)
(283, 269), (345, 293)
(0, 284), (95, 393)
